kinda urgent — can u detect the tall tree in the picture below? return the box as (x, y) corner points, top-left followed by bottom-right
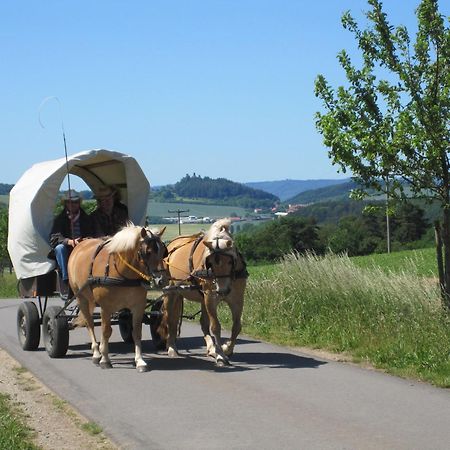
(314, 0), (450, 308)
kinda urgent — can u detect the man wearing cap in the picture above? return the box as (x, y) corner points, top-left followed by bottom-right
(49, 190), (94, 293)
(90, 185), (129, 237)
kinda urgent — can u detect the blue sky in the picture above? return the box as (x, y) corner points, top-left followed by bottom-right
(0, 0), (432, 187)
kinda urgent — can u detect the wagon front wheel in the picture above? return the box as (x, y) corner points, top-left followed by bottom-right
(42, 306), (69, 358)
(17, 301), (41, 351)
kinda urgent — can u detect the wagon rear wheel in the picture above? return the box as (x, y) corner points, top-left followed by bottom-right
(118, 309), (134, 344)
(17, 301), (41, 350)
(42, 306), (69, 358)
(149, 298), (166, 351)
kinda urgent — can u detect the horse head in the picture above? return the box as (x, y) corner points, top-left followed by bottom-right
(139, 226), (168, 284)
(202, 221), (237, 296)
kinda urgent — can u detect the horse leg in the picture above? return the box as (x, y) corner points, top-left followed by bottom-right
(222, 292), (243, 357)
(131, 302), (148, 373)
(99, 308), (113, 369)
(204, 292), (230, 366)
(77, 293), (101, 364)
(200, 302), (215, 357)
(164, 292), (183, 358)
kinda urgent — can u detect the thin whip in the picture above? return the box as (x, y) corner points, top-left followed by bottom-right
(38, 96), (74, 239)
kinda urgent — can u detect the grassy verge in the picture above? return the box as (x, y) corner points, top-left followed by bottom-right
(0, 273), (18, 298)
(351, 247), (437, 277)
(212, 251), (449, 387)
(0, 393), (39, 450)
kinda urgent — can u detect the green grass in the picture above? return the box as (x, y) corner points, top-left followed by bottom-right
(0, 273), (18, 298)
(0, 393), (39, 450)
(150, 223), (208, 242)
(147, 200), (248, 219)
(80, 422), (103, 436)
(351, 247), (437, 277)
(240, 251), (450, 387)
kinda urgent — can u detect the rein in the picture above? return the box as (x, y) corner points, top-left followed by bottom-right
(85, 235), (163, 289)
(117, 253), (152, 282)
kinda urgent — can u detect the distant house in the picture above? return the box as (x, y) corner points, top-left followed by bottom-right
(287, 204), (308, 214)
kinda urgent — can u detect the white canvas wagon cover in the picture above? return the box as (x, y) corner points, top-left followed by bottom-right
(8, 149), (150, 280)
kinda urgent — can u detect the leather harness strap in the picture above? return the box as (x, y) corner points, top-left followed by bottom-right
(86, 240), (148, 288)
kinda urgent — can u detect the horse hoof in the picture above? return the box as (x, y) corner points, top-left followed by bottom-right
(168, 348), (178, 358)
(216, 358), (231, 367)
(100, 361), (113, 369)
(92, 357), (101, 365)
(222, 345), (234, 357)
(137, 365), (148, 373)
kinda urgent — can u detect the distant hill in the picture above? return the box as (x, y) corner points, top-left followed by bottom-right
(245, 179), (350, 201)
(153, 174), (278, 209)
(291, 199), (370, 224)
(284, 180), (359, 204)
(0, 183), (14, 195)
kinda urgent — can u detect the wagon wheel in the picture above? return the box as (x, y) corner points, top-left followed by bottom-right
(17, 302), (41, 351)
(118, 309), (134, 344)
(149, 298), (166, 351)
(42, 306), (69, 358)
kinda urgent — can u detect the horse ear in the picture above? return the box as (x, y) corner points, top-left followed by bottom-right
(157, 226), (166, 237)
(141, 227), (147, 238)
(203, 241), (214, 250)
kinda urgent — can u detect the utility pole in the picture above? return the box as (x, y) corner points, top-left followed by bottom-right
(168, 209), (189, 235)
(385, 175), (391, 254)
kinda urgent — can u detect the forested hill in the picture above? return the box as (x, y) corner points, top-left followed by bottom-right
(0, 183), (14, 195)
(285, 180), (359, 204)
(246, 178), (350, 201)
(153, 174), (278, 208)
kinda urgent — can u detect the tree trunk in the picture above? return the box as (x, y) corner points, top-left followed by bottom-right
(434, 221), (446, 306)
(442, 208), (450, 310)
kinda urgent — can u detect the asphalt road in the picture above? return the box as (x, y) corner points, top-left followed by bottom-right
(1, 297), (449, 450)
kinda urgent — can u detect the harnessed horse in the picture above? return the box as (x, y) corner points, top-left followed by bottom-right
(159, 218), (248, 366)
(68, 224), (167, 372)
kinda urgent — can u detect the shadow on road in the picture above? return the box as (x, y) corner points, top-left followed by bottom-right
(62, 335), (327, 372)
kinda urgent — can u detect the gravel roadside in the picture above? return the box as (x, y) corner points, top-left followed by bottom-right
(0, 347), (117, 450)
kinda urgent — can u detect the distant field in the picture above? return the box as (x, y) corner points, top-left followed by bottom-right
(147, 200), (248, 219)
(149, 223), (206, 242)
(0, 194), (8, 206)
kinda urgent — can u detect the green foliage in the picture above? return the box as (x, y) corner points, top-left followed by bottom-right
(0, 208), (8, 264)
(315, 0), (450, 202)
(235, 216), (321, 263)
(0, 273), (17, 298)
(326, 202), (430, 256)
(0, 393), (39, 449)
(244, 252), (450, 387)
(314, 0), (450, 305)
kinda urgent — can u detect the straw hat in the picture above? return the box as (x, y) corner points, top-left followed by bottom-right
(61, 189), (81, 202)
(95, 185), (115, 200)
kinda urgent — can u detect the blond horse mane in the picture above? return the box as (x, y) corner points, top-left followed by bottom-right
(105, 224), (142, 254)
(206, 218), (232, 240)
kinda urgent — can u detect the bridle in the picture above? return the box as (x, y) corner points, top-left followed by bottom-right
(138, 230), (168, 280)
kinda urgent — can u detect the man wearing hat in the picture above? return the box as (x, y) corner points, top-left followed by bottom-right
(49, 190), (94, 294)
(91, 185), (129, 237)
